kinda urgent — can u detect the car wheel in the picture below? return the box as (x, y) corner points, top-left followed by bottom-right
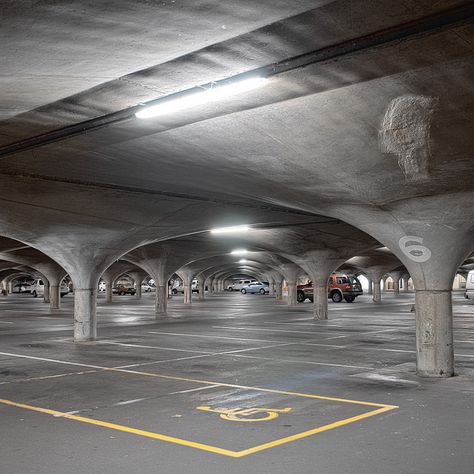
(172, 289), (178, 295)
(344, 296), (355, 303)
(259, 288), (266, 295)
(241, 289), (246, 294)
(32, 290), (37, 298)
(297, 291), (305, 303)
(331, 291), (343, 303)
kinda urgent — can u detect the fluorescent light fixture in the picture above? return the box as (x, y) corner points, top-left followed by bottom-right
(135, 76), (268, 119)
(231, 249), (248, 255)
(238, 259), (247, 264)
(210, 225), (250, 235)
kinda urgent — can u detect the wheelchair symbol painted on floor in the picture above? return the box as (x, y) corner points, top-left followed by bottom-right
(196, 405), (292, 422)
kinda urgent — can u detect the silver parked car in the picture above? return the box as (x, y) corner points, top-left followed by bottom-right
(240, 282), (269, 294)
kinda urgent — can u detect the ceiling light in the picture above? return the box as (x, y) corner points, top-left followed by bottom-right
(135, 77), (268, 119)
(210, 225), (250, 234)
(231, 249), (248, 255)
(238, 259), (247, 263)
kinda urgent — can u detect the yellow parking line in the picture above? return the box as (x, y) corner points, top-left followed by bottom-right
(0, 397), (396, 458)
(0, 398), (240, 458)
(236, 406), (395, 457)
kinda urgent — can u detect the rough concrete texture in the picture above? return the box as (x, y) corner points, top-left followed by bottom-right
(0, 1), (473, 380)
(380, 95), (438, 182)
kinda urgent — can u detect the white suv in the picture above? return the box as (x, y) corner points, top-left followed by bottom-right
(228, 280), (258, 291)
(30, 279), (70, 298)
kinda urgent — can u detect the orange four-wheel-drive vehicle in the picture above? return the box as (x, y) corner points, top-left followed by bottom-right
(297, 274), (363, 303)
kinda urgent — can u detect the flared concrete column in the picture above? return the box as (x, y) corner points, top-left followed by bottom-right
(366, 277), (373, 295)
(402, 276), (410, 292)
(369, 274), (383, 304)
(183, 283), (192, 304)
(275, 280), (283, 300)
(198, 277), (205, 301)
(287, 281), (297, 306)
(50, 285), (60, 309)
(373, 280), (382, 303)
(313, 282), (328, 320)
(416, 290), (453, 377)
(155, 285), (168, 316)
(207, 279), (214, 296)
(135, 283), (142, 299)
(74, 288), (97, 341)
(128, 271), (147, 300)
(43, 279), (50, 303)
(393, 278), (400, 295)
(105, 281), (113, 303)
(8, 281), (13, 294)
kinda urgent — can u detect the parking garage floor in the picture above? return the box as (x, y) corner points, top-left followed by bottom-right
(1, 292), (473, 474)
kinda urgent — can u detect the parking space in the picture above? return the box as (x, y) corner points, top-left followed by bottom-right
(0, 292), (473, 472)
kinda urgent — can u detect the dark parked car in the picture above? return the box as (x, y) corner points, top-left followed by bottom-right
(112, 285), (136, 296)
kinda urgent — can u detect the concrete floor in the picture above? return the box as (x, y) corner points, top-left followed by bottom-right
(0, 292), (473, 474)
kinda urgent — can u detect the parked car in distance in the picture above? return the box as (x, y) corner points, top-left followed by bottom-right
(141, 283), (155, 292)
(112, 284), (136, 296)
(240, 282), (269, 294)
(297, 274), (363, 303)
(465, 270), (474, 299)
(228, 280), (257, 291)
(13, 282), (32, 293)
(30, 279), (70, 298)
(171, 280), (198, 294)
(98, 281), (106, 292)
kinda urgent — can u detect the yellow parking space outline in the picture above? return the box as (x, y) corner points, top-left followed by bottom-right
(0, 368), (398, 458)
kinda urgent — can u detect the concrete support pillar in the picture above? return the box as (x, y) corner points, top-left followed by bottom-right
(416, 290), (453, 377)
(177, 271), (194, 305)
(370, 274), (383, 304)
(198, 277), (205, 301)
(105, 281), (113, 303)
(382, 277), (388, 291)
(8, 281), (13, 294)
(287, 281), (297, 306)
(402, 276), (410, 292)
(128, 271), (147, 300)
(275, 280), (283, 300)
(366, 277), (373, 295)
(393, 278), (400, 295)
(313, 281), (328, 320)
(43, 279), (50, 303)
(183, 283), (192, 304)
(135, 282), (142, 299)
(50, 285), (60, 310)
(155, 285), (168, 316)
(207, 279), (214, 296)
(74, 288), (97, 341)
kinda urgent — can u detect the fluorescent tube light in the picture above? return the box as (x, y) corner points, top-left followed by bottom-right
(136, 77), (268, 119)
(210, 225), (250, 234)
(231, 249), (248, 255)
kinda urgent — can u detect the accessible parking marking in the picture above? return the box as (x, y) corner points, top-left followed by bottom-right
(0, 350), (398, 457)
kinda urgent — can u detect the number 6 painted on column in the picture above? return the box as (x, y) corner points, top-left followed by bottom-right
(399, 236), (432, 263)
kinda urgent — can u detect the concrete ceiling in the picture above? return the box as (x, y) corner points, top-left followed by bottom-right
(0, 0), (473, 283)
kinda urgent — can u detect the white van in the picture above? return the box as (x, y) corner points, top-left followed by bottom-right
(30, 279), (70, 298)
(228, 280), (258, 291)
(465, 270), (474, 299)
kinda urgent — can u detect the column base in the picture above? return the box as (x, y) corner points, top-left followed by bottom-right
(416, 290), (454, 377)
